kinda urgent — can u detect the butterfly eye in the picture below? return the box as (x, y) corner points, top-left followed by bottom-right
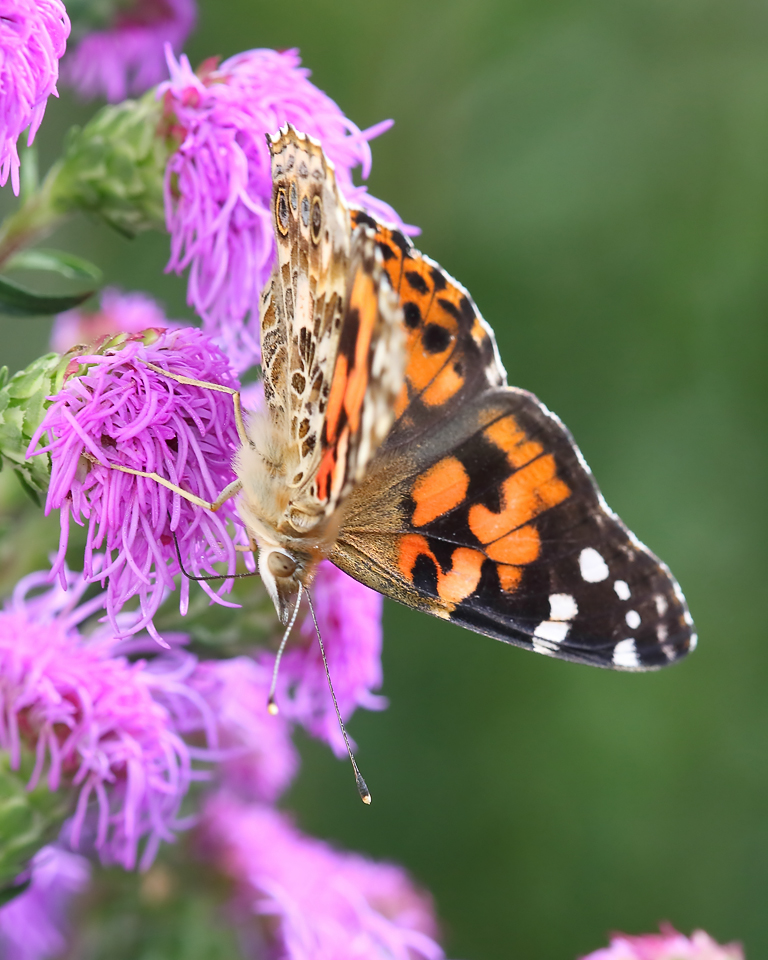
(276, 187), (290, 235)
(311, 195), (322, 243)
(268, 551), (297, 578)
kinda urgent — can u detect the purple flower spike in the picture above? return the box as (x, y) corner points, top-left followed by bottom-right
(62, 0), (196, 103)
(51, 287), (181, 355)
(29, 325), (246, 641)
(160, 47), (415, 373)
(0, 845), (90, 960)
(0, 0), (70, 195)
(581, 927), (744, 960)
(269, 560), (386, 757)
(203, 795), (445, 960)
(0, 572), (206, 870)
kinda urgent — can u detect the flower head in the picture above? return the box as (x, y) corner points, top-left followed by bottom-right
(160, 47), (413, 373)
(0, 845), (90, 960)
(0, 568), (210, 870)
(582, 928), (744, 960)
(269, 561), (386, 757)
(62, 0), (196, 103)
(51, 287), (181, 355)
(173, 656), (299, 803)
(29, 325), (246, 642)
(0, 0), (70, 194)
(202, 794), (444, 960)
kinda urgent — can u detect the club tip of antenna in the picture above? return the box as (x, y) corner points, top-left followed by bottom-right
(356, 773), (371, 805)
(267, 697), (279, 716)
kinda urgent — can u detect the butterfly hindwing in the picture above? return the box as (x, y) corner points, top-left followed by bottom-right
(333, 241), (695, 670)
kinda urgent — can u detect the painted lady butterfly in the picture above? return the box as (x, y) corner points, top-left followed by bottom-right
(240, 125), (695, 673)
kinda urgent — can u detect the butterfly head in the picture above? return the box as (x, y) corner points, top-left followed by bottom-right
(258, 545), (309, 625)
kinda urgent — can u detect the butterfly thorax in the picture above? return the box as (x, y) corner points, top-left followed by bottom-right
(235, 407), (341, 623)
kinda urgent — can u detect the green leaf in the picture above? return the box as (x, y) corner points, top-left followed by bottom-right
(6, 248), (102, 282)
(0, 275), (96, 317)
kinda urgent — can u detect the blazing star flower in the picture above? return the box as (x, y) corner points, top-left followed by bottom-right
(0, 845), (90, 960)
(51, 287), (181, 355)
(269, 560), (386, 758)
(62, 0), (196, 103)
(202, 794), (444, 960)
(171, 656), (299, 803)
(29, 325), (247, 642)
(0, 0), (70, 195)
(0, 568), (211, 870)
(160, 47), (414, 373)
(581, 927), (744, 960)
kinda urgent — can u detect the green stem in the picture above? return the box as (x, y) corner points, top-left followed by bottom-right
(0, 162), (68, 270)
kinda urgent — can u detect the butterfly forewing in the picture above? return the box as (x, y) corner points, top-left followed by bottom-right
(259, 128), (404, 533)
(333, 222), (695, 670)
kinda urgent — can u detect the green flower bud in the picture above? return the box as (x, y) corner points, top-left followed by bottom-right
(51, 88), (176, 237)
(0, 352), (70, 503)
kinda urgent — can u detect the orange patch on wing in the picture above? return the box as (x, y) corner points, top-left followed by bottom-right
(422, 362), (465, 407)
(398, 534), (484, 605)
(484, 416), (543, 469)
(324, 353), (348, 445)
(404, 346), (448, 393)
(497, 564), (523, 593)
(485, 523), (540, 564)
(468, 453), (570, 544)
(343, 269), (377, 434)
(411, 456), (469, 527)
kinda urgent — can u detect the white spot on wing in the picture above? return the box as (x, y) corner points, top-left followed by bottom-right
(549, 593), (578, 621)
(613, 638), (640, 668)
(689, 633), (698, 651)
(625, 609), (641, 629)
(614, 580), (630, 600)
(579, 547), (609, 583)
(657, 623), (668, 642)
(534, 620), (569, 643)
(654, 594), (668, 617)
(532, 638), (558, 656)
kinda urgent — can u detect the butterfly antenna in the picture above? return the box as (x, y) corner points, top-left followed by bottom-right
(306, 588), (372, 805)
(267, 581), (303, 716)
(172, 533), (259, 582)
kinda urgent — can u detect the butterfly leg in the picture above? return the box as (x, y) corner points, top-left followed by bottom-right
(83, 452), (243, 512)
(139, 359), (250, 448)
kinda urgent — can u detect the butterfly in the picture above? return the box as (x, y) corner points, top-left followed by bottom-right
(237, 124), (696, 674)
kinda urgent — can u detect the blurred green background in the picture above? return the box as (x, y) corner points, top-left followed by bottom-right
(2, 0), (768, 957)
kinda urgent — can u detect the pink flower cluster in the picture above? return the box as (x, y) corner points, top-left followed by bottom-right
(0, 0), (70, 195)
(0, 569), (205, 870)
(202, 795), (444, 960)
(582, 927), (744, 960)
(0, 846), (90, 960)
(62, 0), (196, 103)
(30, 324), (247, 642)
(160, 47), (412, 372)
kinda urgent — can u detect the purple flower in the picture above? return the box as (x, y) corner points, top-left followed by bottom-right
(202, 794), (444, 960)
(268, 560), (386, 758)
(0, 0), (70, 195)
(0, 568), (209, 870)
(0, 845), (89, 960)
(159, 47), (414, 373)
(51, 287), (181, 354)
(62, 0), (196, 103)
(581, 928), (744, 960)
(174, 656), (299, 803)
(29, 325), (248, 642)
